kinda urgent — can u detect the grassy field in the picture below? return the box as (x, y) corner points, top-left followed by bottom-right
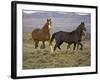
(23, 32), (91, 69)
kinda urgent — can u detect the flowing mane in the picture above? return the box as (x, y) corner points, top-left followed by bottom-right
(42, 22), (49, 32)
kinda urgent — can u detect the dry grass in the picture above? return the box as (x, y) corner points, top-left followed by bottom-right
(23, 32), (91, 69)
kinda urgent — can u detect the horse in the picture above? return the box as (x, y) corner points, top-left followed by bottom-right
(50, 22), (86, 51)
(32, 18), (52, 49)
(53, 30), (86, 50)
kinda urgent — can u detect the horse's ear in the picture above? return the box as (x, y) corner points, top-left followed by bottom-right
(81, 22), (84, 24)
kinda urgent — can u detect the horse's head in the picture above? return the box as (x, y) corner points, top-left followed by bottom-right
(47, 18), (52, 29)
(80, 22), (86, 31)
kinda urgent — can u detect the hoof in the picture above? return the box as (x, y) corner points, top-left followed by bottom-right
(34, 47), (38, 49)
(80, 48), (83, 50)
(40, 45), (45, 49)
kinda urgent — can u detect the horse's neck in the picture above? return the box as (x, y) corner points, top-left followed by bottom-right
(42, 23), (47, 29)
(77, 29), (83, 39)
(71, 25), (83, 40)
(74, 27), (82, 37)
(80, 31), (84, 38)
(42, 23), (49, 33)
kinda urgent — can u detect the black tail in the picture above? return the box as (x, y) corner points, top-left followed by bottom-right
(50, 33), (56, 44)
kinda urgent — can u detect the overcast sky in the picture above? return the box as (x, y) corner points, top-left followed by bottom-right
(22, 10), (91, 33)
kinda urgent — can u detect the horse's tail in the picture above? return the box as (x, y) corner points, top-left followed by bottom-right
(32, 31), (35, 44)
(50, 33), (56, 44)
(49, 33), (56, 53)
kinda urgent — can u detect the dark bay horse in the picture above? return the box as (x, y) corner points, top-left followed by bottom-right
(50, 22), (86, 51)
(32, 18), (52, 49)
(52, 30), (86, 50)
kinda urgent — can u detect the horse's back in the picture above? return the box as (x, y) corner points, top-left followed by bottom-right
(55, 31), (70, 37)
(54, 31), (69, 40)
(32, 28), (40, 39)
(32, 28), (40, 33)
(54, 31), (76, 42)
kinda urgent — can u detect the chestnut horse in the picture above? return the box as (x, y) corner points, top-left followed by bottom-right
(32, 18), (52, 49)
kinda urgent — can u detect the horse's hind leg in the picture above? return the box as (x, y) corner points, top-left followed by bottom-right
(57, 46), (61, 50)
(54, 44), (57, 51)
(57, 41), (63, 50)
(54, 43), (59, 51)
(54, 41), (62, 51)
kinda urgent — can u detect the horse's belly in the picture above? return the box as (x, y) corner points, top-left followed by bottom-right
(32, 31), (50, 41)
(37, 35), (50, 41)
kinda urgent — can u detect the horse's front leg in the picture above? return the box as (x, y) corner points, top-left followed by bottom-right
(73, 43), (76, 50)
(78, 42), (83, 50)
(40, 41), (45, 49)
(77, 43), (79, 50)
(43, 41), (45, 48)
(35, 40), (39, 48)
(67, 43), (71, 49)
